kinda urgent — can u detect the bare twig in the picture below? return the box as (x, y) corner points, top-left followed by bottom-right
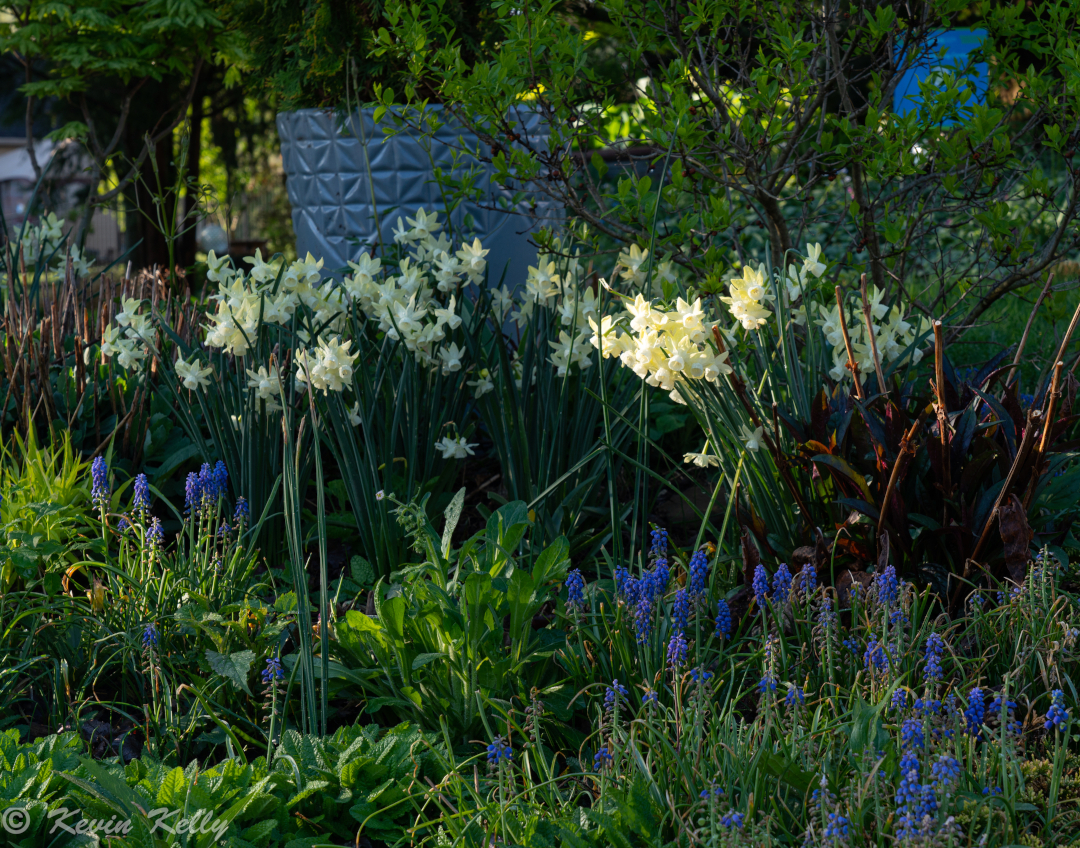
(1006, 272), (1054, 387)
(933, 321), (950, 515)
(876, 415), (923, 543)
(835, 285), (864, 400)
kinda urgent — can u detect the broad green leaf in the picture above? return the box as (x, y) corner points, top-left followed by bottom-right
(380, 596), (406, 647)
(507, 569), (536, 660)
(441, 487), (466, 559)
(531, 535), (569, 587)
(156, 766), (187, 808)
(411, 652), (445, 670)
(760, 751), (816, 794)
(812, 454), (875, 504)
(206, 649), (255, 695)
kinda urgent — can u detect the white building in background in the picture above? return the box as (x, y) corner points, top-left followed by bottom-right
(0, 138), (124, 264)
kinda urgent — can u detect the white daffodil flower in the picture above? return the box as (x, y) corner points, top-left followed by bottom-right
(803, 242), (827, 278)
(741, 425), (765, 452)
(683, 447), (721, 468)
(468, 368), (495, 398)
(175, 354), (212, 390)
(435, 435), (477, 460)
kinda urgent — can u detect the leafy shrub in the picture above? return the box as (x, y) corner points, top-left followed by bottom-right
(331, 495), (576, 747)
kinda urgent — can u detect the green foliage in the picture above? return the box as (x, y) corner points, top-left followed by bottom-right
(218, 0), (510, 108)
(376, 0), (1080, 331)
(0, 722), (440, 846)
(404, 547), (1080, 846)
(329, 497), (575, 746)
(0, 1), (222, 97)
(0, 429), (94, 592)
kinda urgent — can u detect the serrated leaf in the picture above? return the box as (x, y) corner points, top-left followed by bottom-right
(207, 649), (255, 695)
(156, 766), (187, 808)
(240, 819), (278, 847)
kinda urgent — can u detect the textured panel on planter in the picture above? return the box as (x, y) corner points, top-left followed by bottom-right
(277, 108), (562, 287)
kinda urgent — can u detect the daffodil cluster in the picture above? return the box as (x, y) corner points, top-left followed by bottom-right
(195, 208), (482, 394)
(711, 243), (926, 383)
(295, 337), (359, 394)
(504, 240), (682, 379)
(513, 241), (598, 376)
(11, 212), (93, 278)
(340, 208), (485, 372)
(815, 288), (929, 381)
(202, 250), (328, 357)
(587, 293), (731, 404)
(100, 297), (155, 370)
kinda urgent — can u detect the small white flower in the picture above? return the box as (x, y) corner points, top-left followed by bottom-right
(468, 368), (495, 398)
(439, 342), (465, 375)
(455, 237), (489, 280)
(406, 208), (442, 242)
(435, 435), (477, 460)
(175, 354), (212, 390)
(803, 242), (827, 278)
(741, 424), (765, 452)
(375, 490), (386, 501)
(683, 449), (720, 468)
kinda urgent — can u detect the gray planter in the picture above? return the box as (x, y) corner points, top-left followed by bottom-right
(276, 108), (559, 285)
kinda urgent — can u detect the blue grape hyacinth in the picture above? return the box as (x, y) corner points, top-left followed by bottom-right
(672, 588), (690, 632)
(864, 639), (889, 673)
(964, 688), (985, 738)
(487, 735), (513, 766)
(566, 569), (585, 609)
(233, 496), (250, 525)
(876, 564), (899, 606)
(752, 564), (769, 606)
(211, 460), (228, 499)
(132, 473), (150, 516)
(147, 516), (163, 551)
(184, 472), (202, 515)
(91, 457), (110, 509)
(714, 598), (732, 639)
(615, 566), (640, 607)
(931, 754), (961, 792)
(688, 548), (710, 597)
(649, 527), (668, 558)
(262, 656), (285, 684)
(604, 679), (628, 714)
(923, 633), (945, 681)
(1046, 689), (1070, 731)
(773, 563), (792, 603)
(142, 622), (159, 649)
(667, 631), (688, 669)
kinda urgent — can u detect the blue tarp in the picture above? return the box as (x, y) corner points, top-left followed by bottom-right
(893, 29), (988, 123)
